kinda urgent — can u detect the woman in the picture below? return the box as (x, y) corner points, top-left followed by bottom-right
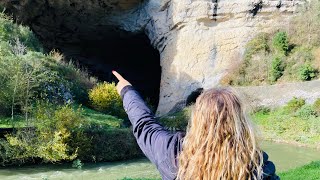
(112, 71), (279, 180)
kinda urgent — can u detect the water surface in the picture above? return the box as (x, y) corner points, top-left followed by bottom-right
(0, 141), (319, 180)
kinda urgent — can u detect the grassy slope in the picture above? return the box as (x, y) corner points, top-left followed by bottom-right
(0, 106), (124, 129)
(252, 109), (320, 149)
(80, 106), (124, 128)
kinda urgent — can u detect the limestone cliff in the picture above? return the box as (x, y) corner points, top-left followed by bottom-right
(0, 0), (306, 115)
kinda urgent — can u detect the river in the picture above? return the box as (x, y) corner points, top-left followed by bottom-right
(0, 141), (319, 180)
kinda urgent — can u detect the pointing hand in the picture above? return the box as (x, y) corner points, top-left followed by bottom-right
(112, 71), (132, 95)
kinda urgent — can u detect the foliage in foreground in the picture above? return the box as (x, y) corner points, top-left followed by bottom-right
(279, 161), (320, 180)
(0, 104), (142, 166)
(0, 104), (83, 166)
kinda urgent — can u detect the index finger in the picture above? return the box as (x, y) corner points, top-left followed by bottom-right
(112, 70), (124, 81)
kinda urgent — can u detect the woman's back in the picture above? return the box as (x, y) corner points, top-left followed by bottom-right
(113, 70), (278, 180)
(119, 85), (279, 180)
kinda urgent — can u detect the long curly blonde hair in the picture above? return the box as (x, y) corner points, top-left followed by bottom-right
(177, 88), (263, 180)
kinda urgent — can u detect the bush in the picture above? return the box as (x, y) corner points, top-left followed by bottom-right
(49, 53), (97, 105)
(253, 106), (271, 115)
(285, 97), (306, 112)
(160, 106), (191, 131)
(295, 105), (317, 120)
(72, 159), (84, 169)
(78, 128), (143, 162)
(0, 13), (96, 117)
(313, 98), (320, 115)
(245, 32), (270, 60)
(299, 63), (317, 81)
(272, 31), (289, 55)
(0, 103), (84, 166)
(0, 13), (42, 52)
(89, 82), (126, 118)
(270, 56), (285, 82)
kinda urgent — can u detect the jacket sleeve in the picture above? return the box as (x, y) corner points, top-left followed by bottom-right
(262, 152), (280, 180)
(121, 85), (184, 179)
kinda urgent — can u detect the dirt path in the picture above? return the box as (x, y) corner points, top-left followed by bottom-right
(234, 80), (320, 108)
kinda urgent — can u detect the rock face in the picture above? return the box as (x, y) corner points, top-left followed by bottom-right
(0, 0), (306, 115)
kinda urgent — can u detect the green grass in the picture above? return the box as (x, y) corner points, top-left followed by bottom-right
(81, 106), (124, 128)
(252, 107), (320, 148)
(279, 161), (320, 180)
(0, 116), (25, 128)
(0, 106), (124, 129)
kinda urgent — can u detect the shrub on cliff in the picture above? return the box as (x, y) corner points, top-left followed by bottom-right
(89, 82), (126, 119)
(270, 56), (285, 82)
(272, 31), (289, 55)
(244, 32), (270, 60)
(299, 63), (317, 81)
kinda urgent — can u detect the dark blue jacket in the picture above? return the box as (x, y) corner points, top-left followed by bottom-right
(121, 85), (279, 180)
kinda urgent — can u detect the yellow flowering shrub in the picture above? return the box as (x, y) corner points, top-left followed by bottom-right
(89, 82), (126, 118)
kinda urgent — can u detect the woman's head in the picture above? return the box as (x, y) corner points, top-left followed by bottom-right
(177, 88), (263, 180)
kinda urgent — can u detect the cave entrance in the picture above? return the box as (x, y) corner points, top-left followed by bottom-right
(68, 32), (161, 110)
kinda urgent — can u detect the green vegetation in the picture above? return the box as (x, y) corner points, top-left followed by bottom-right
(222, 1), (320, 86)
(122, 161), (320, 180)
(284, 97), (306, 112)
(313, 98), (320, 114)
(159, 97), (320, 148)
(0, 13), (96, 118)
(89, 82), (126, 119)
(0, 104), (82, 165)
(0, 103), (142, 166)
(253, 98), (320, 148)
(0, 12), (141, 166)
(299, 63), (317, 81)
(72, 159), (84, 169)
(159, 106), (191, 131)
(272, 31), (289, 55)
(279, 161), (320, 180)
(270, 56), (285, 82)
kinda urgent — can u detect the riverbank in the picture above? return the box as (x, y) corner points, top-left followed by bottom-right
(160, 97), (320, 149)
(0, 141), (318, 180)
(252, 101), (320, 149)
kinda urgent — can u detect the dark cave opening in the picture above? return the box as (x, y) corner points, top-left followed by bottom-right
(67, 33), (161, 109)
